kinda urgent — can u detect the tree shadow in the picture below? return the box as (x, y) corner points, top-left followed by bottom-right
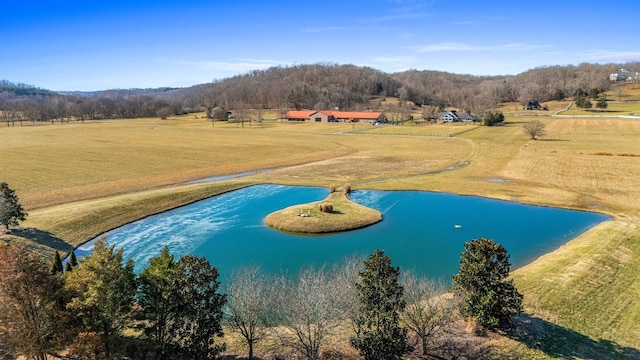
(508, 314), (640, 359)
(7, 227), (73, 254)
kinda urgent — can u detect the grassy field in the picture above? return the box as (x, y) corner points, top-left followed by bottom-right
(352, 122), (479, 137)
(558, 101), (640, 116)
(2, 107), (640, 357)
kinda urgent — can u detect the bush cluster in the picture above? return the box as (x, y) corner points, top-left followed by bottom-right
(318, 202), (334, 213)
(482, 111), (505, 126)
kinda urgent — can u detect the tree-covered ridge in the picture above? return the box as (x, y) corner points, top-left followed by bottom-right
(2, 62), (639, 124)
(0, 80), (56, 97)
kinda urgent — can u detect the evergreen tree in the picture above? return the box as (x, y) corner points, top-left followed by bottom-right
(137, 245), (178, 359)
(350, 250), (411, 360)
(68, 250), (78, 268)
(482, 111), (505, 126)
(552, 89), (565, 101)
(596, 95), (608, 111)
(575, 95), (592, 109)
(64, 262), (73, 273)
(137, 249), (227, 359)
(452, 238), (523, 330)
(51, 251), (64, 274)
(0, 182), (27, 231)
(169, 254), (227, 359)
(65, 237), (137, 358)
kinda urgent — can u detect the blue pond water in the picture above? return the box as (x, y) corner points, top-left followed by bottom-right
(77, 185), (608, 281)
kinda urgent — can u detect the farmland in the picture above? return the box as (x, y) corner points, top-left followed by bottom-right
(1, 107), (640, 357)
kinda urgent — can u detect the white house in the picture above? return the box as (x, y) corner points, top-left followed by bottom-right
(438, 110), (475, 123)
(610, 69), (631, 82)
(438, 110), (459, 123)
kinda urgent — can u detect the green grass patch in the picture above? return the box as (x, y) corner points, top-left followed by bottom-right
(512, 221), (640, 350)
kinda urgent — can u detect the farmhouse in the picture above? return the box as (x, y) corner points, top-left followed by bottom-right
(438, 110), (476, 123)
(524, 100), (547, 110)
(285, 110), (386, 123)
(609, 68), (640, 82)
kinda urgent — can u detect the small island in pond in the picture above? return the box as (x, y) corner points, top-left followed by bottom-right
(265, 186), (382, 234)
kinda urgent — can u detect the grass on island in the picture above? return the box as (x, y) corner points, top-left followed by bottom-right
(265, 189), (382, 233)
(2, 101), (640, 357)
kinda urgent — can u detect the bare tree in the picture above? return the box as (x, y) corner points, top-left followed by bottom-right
(223, 267), (272, 360)
(401, 272), (456, 356)
(272, 267), (344, 360)
(331, 257), (362, 330)
(523, 120), (547, 140)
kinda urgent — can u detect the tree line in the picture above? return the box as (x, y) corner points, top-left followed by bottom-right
(4, 61), (636, 126)
(0, 89), (190, 125)
(0, 236), (522, 360)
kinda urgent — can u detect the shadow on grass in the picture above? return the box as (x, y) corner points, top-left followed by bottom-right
(509, 314), (640, 359)
(8, 227), (73, 254)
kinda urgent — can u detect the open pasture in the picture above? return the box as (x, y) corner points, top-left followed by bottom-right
(605, 84), (640, 101)
(496, 101), (569, 116)
(353, 122), (478, 137)
(559, 101), (640, 116)
(2, 112), (640, 356)
(501, 118), (640, 215)
(0, 117), (476, 211)
(0, 116), (359, 209)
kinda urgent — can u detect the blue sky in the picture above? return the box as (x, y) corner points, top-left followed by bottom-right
(2, 0), (639, 91)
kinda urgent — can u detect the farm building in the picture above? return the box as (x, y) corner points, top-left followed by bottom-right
(285, 110), (386, 123)
(284, 110), (317, 122)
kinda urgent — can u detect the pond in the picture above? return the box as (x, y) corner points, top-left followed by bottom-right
(77, 184), (609, 282)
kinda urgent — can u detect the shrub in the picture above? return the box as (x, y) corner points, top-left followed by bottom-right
(482, 111), (504, 127)
(330, 185), (336, 193)
(344, 184), (351, 195)
(318, 202), (333, 213)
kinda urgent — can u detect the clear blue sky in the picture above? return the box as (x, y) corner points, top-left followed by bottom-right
(2, 0), (639, 91)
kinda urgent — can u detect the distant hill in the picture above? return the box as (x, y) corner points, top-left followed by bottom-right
(2, 61), (639, 123)
(58, 87), (182, 99)
(0, 80), (57, 97)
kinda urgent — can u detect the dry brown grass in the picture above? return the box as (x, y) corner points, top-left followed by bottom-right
(500, 118), (640, 215)
(265, 191), (381, 233)
(0, 116), (355, 210)
(354, 122), (478, 137)
(559, 101), (640, 116)
(2, 110), (640, 357)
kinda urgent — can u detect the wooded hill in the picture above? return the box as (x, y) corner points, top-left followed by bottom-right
(1, 62), (638, 123)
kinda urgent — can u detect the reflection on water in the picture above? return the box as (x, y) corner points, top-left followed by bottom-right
(77, 185), (609, 282)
